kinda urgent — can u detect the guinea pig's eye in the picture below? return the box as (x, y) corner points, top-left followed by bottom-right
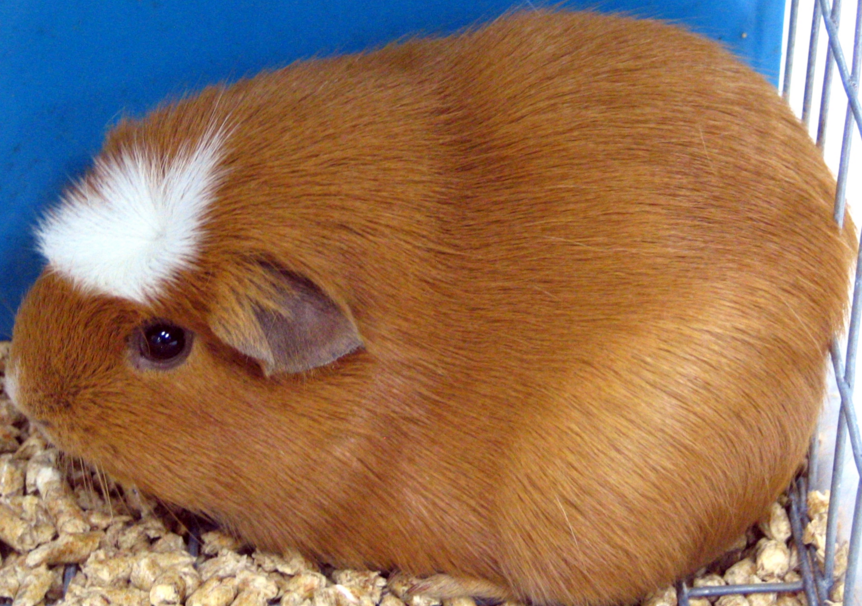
(131, 321), (193, 370)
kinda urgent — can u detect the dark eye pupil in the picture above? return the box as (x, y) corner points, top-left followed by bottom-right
(143, 324), (185, 361)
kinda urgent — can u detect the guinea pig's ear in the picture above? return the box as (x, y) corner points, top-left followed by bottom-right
(208, 263), (363, 376)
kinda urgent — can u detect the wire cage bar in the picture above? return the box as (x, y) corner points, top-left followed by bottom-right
(679, 1), (862, 605)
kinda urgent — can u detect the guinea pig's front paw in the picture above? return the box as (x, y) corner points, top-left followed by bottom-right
(390, 572), (513, 603)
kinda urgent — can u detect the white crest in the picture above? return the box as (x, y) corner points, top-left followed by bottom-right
(36, 130), (227, 304)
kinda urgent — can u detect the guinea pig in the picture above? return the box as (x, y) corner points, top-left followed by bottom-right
(5, 8), (857, 606)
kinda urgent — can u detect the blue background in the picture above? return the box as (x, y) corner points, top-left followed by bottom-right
(0, 0), (786, 338)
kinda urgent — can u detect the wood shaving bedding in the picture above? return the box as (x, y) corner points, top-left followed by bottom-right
(0, 342), (846, 606)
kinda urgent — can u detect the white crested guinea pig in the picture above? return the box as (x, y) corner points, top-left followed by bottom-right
(5, 9), (857, 606)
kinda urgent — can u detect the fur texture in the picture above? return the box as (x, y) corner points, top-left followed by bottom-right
(7, 10), (857, 606)
(35, 130), (226, 304)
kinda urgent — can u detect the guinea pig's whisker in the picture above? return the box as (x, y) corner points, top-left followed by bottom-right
(79, 458), (95, 505)
(163, 502), (189, 531)
(58, 449), (122, 521)
(94, 465), (115, 519)
(57, 451), (77, 483)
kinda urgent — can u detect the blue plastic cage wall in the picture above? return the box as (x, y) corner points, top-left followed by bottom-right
(0, 0), (785, 338)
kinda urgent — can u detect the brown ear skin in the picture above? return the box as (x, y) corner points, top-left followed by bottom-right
(209, 266), (363, 376)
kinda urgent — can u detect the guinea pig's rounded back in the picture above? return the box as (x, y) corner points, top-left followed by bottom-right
(435, 12), (856, 604)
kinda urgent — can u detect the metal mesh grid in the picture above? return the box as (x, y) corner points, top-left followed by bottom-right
(679, 1), (862, 605)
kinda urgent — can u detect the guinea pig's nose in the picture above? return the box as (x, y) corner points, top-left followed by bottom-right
(3, 365), (20, 407)
(1, 366), (49, 435)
